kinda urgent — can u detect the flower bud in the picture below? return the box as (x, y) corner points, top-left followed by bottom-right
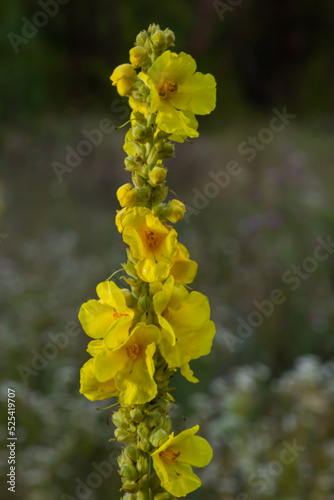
(110, 64), (137, 97)
(129, 408), (143, 423)
(166, 199), (186, 223)
(124, 445), (138, 463)
(110, 64), (137, 83)
(130, 46), (150, 69)
(165, 29), (175, 47)
(124, 156), (138, 172)
(154, 493), (174, 500)
(117, 184), (138, 208)
(137, 422), (150, 440)
(132, 122), (151, 143)
(136, 455), (149, 474)
(121, 464), (139, 481)
(121, 480), (140, 493)
(122, 494), (136, 500)
(149, 428), (168, 448)
(115, 428), (136, 442)
(136, 31), (147, 47)
(148, 166), (166, 187)
(151, 30), (166, 49)
(157, 142), (175, 159)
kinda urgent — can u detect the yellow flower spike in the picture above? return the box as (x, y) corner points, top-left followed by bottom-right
(78, 280), (135, 342)
(151, 425), (213, 498)
(116, 207), (179, 283)
(146, 50), (216, 138)
(94, 323), (161, 405)
(152, 276), (215, 372)
(80, 358), (118, 401)
(117, 183), (138, 208)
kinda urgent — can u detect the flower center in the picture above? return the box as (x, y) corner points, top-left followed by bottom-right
(159, 81), (178, 100)
(112, 310), (128, 321)
(161, 307), (172, 321)
(145, 230), (157, 249)
(127, 344), (140, 359)
(159, 449), (180, 464)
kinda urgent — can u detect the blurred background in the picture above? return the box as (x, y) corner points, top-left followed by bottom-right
(1, 1), (334, 499)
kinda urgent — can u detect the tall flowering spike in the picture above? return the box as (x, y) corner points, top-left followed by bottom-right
(78, 23), (216, 499)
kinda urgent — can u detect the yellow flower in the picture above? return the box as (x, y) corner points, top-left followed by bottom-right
(93, 323), (161, 405)
(152, 277), (215, 378)
(116, 207), (179, 283)
(146, 50), (216, 139)
(169, 242), (197, 284)
(110, 64), (138, 97)
(151, 425), (213, 497)
(78, 281), (135, 345)
(117, 183), (138, 207)
(79, 358), (118, 401)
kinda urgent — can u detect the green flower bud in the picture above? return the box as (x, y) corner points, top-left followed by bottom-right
(151, 30), (166, 49)
(121, 480), (140, 493)
(136, 184), (152, 201)
(148, 166), (166, 187)
(138, 439), (151, 453)
(165, 199), (186, 223)
(154, 493), (174, 500)
(124, 155), (139, 172)
(122, 494), (136, 500)
(132, 122), (152, 143)
(157, 142), (175, 159)
(151, 186), (168, 205)
(129, 407), (143, 423)
(136, 31), (147, 47)
(147, 147), (159, 168)
(165, 29), (175, 47)
(135, 492), (149, 500)
(149, 428), (168, 448)
(131, 81), (150, 103)
(115, 428), (136, 443)
(117, 183), (138, 208)
(124, 445), (138, 463)
(137, 422), (150, 440)
(121, 464), (139, 481)
(136, 455), (149, 474)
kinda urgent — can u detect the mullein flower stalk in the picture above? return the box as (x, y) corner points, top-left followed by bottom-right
(79, 24), (217, 499)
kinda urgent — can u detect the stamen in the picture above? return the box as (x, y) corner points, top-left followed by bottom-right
(158, 81), (178, 99)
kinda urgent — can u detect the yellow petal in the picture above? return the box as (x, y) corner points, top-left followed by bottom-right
(180, 363), (199, 383)
(156, 100), (199, 138)
(104, 316), (133, 349)
(78, 300), (113, 339)
(94, 347), (128, 382)
(171, 72), (216, 115)
(79, 359), (118, 401)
